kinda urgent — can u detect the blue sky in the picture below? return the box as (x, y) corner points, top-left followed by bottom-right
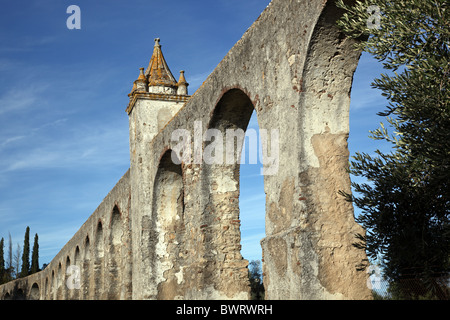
(0, 0), (389, 267)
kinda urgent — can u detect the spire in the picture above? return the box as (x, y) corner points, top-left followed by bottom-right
(134, 67), (148, 92)
(177, 70), (189, 95)
(145, 38), (178, 89)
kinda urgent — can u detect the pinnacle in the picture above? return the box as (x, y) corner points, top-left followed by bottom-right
(145, 38), (177, 88)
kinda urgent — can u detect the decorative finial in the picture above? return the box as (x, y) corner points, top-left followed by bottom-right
(177, 70), (189, 96)
(178, 70), (187, 84)
(154, 38), (161, 47)
(134, 67), (148, 92)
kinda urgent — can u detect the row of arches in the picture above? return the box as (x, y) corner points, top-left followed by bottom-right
(1, 204), (128, 300)
(148, 88), (265, 299)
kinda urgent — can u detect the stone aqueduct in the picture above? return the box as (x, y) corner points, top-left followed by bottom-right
(0, 0), (372, 300)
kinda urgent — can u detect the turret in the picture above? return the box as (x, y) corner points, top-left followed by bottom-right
(127, 38), (191, 162)
(127, 38), (190, 103)
(134, 67), (148, 92)
(177, 70), (189, 96)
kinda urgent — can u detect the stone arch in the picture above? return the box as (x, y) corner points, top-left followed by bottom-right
(56, 262), (62, 299)
(44, 277), (49, 299)
(93, 221), (104, 299)
(75, 246), (81, 266)
(64, 256), (71, 299)
(202, 88), (256, 298)
(72, 246), (81, 299)
(82, 235), (91, 299)
(3, 292), (11, 300)
(107, 205), (123, 299)
(254, 0), (371, 300)
(30, 282), (40, 300)
(51, 269), (55, 300)
(152, 150), (185, 299)
(15, 288), (25, 300)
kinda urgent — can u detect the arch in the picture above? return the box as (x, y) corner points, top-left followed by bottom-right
(44, 277), (49, 299)
(202, 88), (257, 298)
(256, 0), (370, 300)
(93, 221), (104, 299)
(56, 262), (62, 299)
(95, 221), (104, 258)
(15, 288), (25, 300)
(51, 269), (55, 300)
(82, 235), (91, 299)
(30, 282), (40, 300)
(84, 235), (91, 260)
(152, 150), (185, 299)
(64, 256), (71, 299)
(110, 206), (122, 246)
(73, 246), (81, 299)
(75, 246), (81, 264)
(107, 205), (123, 299)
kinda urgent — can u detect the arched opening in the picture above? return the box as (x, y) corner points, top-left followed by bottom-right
(57, 263), (62, 299)
(30, 282), (40, 300)
(204, 88), (265, 299)
(64, 256), (71, 299)
(82, 236), (91, 299)
(73, 246), (81, 299)
(14, 288), (25, 300)
(239, 111), (266, 300)
(44, 277), (49, 299)
(51, 270), (55, 300)
(94, 221), (104, 299)
(152, 150), (184, 300)
(108, 206), (123, 299)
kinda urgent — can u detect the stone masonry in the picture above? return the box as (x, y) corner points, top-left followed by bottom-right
(0, 0), (372, 300)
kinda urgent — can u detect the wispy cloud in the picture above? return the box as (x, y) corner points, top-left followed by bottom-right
(350, 86), (386, 111)
(0, 84), (49, 115)
(187, 70), (213, 93)
(1, 121), (129, 173)
(0, 135), (25, 149)
(0, 36), (57, 53)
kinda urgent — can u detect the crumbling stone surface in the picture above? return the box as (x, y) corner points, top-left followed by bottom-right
(0, 0), (371, 300)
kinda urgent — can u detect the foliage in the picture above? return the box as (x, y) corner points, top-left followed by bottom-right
(19, 226), (30, 278)
(248, 260), (265, 300)
(0, 238), (5, 285)
(336, 0), (450, 297)
(0, 227), (40, 284)
(30, 233), (40, 275)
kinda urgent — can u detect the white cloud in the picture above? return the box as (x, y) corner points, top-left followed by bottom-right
(0, 36), (57, 53)
(1, 122), (129, 173)
(350, 86), (386, 111)
(0, 84), (49, 115)
(0, 135), (25, 148)
(186, 70), (213, 93)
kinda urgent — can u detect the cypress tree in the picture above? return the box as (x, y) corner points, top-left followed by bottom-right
(30, 233), (40, 274)
(20, 226), (30, 278)
(7, 233), (12, 280)
(0, 238), (5, 284)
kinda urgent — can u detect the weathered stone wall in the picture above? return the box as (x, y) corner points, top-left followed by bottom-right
(130, 0), (371, 300)
(0, 0), (372, 300)
(0, 170), (131, 300)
